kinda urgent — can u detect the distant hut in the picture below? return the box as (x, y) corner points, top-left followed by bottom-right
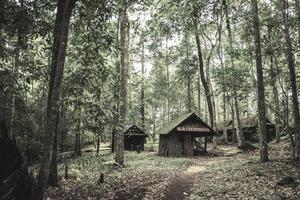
(219, 117), (276, 142)
(123, 125), (148, 151)
(216, 120), (233, 142)
(158, 112), (216, 157)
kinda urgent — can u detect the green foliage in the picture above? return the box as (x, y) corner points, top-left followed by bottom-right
(212, 65), (252, 98)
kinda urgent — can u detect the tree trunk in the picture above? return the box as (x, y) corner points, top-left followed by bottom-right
(197, 69), (201, 116)
(9, 0), (24, 139)
(9, 59), (16, 139)
(115, 2), (129, 166)
(252, 0), (269, 162)
(295, 0), (300, 47)
(217, 8), (227, 123)
(193, 9), (214, 129)
(60, 93), (66, 152)
(165, 36), (170, 122)
(234, 95), (245, 146)
(152, 105), (157, 143)
(112, 14), (121, 153)
(96, 137), (100, 156)
(36, 0), (76, 199)
(223, 0), (245, 146)
(140, 37), (145, 130)
(48, 107), (60, 187)
(187, 76), (192, 112)
(74, 115), (81, 157)
(267, 24), (281, 143)
(282, 0), (300, 160)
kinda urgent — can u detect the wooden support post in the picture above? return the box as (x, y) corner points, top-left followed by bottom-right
(204, 136), (207, 151)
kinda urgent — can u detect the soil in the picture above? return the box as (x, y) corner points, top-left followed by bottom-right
(162, 166), (206, 200)
(114, 187), (147, 200)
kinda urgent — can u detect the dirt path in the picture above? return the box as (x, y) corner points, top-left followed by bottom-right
(162, 166), (206, 200)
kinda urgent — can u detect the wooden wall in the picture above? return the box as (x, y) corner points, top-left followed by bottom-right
(159, 134), (194, 157)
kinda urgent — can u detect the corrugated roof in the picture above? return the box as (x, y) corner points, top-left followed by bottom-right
(157, 112), (216, 135)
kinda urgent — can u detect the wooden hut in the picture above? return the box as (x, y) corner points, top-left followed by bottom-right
(123, 125), (148, 151)
(158, 112), (216, 157)
(216, 120), (233, 142)
(219, 117), (276, 142)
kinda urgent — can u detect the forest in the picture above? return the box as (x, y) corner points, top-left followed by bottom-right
(0, 0), (300, 199)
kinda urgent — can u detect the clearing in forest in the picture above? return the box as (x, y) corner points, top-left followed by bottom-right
(46, 141), (300, 200)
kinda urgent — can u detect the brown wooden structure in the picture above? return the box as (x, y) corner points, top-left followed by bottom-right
(158, 112), (216, 157)
(216, 117), (276, 142)
(123, 125), (148, 151)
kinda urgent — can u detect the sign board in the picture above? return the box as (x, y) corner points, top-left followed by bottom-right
(177, 127), (210, 132)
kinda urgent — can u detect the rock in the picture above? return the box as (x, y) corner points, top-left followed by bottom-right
(237, 143), (257, 152)
(277, 176), (298, 186)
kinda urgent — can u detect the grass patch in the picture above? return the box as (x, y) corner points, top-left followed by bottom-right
(57, 150), (193, 181)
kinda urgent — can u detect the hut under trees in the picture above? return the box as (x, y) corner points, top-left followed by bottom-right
(123, 125), (148, 151)
(216, 117), (276, 142)
(158, 112), (216, 157)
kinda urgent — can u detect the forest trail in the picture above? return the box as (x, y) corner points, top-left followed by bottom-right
(163, 165), (206, 200)
(162, 147), (241, 199)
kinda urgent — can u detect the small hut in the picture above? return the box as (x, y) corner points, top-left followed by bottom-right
(216, 120), (232, 135)
(123, 125), (148, 151)
(216, 120), (233, 142)
(158, 112), (216, 157)
(218, 117), (276, 142)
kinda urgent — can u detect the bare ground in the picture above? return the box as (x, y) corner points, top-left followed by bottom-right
(162, 166), (206, 200)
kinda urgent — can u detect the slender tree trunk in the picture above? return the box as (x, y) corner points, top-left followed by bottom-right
(230, 98), (237, 143)
(165, 37), (170, 122)
(205, 52), (216, 128)
(252, 0), (269, 162)
(197, 69), (201, 116)
(217, 7), (227, 123)
(112, 14), (121, 153)
(60, 95), (66, 152)
(295, 0), (300, 47)
(233, 95), (245, 146)
(9, 59), (16, 139)
(48, 107), (60, 186)
(282, 0), (300, 160)
(161, 104), (164, 124)
(152, 105), (157, 143)
(193, 9), (214, 129)
(267, 25), (281, 142)
(185, 33), (193, 113)
(140, 37), (145, 130)
(36, 0), (76, 199)
(187, 76), (192, 112)
(223, 0), (245, 146)
(74, 113), (81, 157)
(96, 137), (100, 156)
(115, 2), (129, 166)
(9, 0), (24, 138)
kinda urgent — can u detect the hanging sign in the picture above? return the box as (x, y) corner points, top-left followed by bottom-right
(177, 127), (210, 132)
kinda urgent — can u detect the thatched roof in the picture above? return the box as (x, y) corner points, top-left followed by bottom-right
(123, 125), (148, 137)
(157, 112), (217, 135)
